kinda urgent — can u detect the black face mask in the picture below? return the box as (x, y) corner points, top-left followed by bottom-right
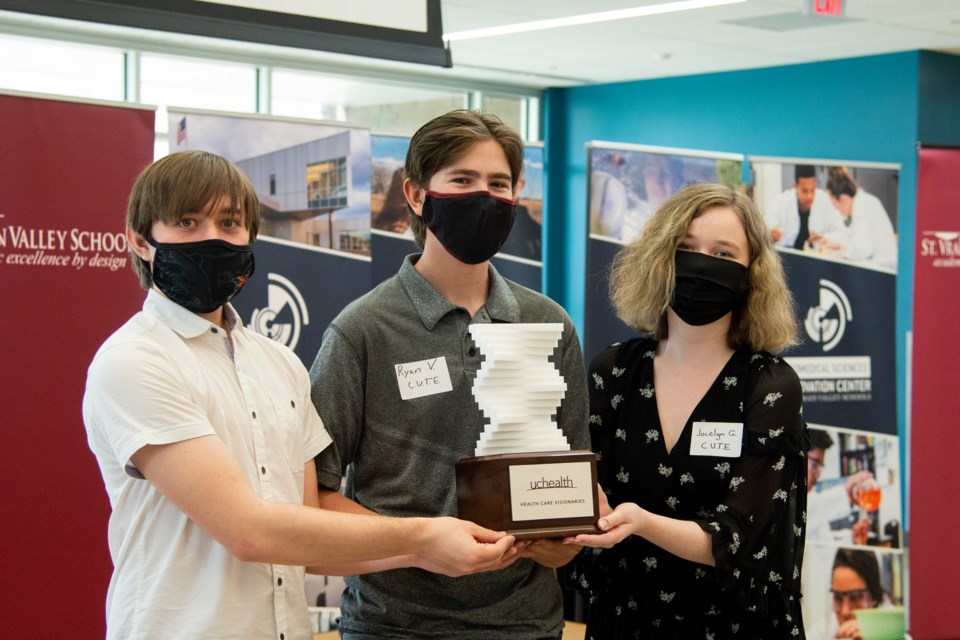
(421, 190), (517, 264)
(148, 237), (255, 314)
(670, 250), (749, 326)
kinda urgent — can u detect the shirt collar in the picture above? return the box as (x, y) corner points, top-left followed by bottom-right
(398, 253), (521, 330)
(143, 288), (243, 338)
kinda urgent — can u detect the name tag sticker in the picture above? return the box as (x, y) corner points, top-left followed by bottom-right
(690, 421), (743, 458)
(395, 357), (453, 400)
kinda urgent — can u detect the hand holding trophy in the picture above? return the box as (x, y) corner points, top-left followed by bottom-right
(455, 323), (600, 539)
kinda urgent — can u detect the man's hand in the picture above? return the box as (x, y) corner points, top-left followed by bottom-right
(518, 538), (581, 568)
(415, 517), (518, 577)
(844, 470), (875, 505)
(770, 226), (784, 242)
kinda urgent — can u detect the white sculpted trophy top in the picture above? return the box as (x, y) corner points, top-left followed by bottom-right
(455, 323), (599, 538)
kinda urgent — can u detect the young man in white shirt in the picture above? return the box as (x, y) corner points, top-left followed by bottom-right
(83, 150), (517, 640)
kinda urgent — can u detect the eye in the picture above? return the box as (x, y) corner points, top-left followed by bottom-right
(677, 243), (694, 251)
(176, 218), (194, 228)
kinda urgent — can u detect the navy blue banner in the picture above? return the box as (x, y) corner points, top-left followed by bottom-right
(232, 237), (370, 367)
(779, 252), (896, 434)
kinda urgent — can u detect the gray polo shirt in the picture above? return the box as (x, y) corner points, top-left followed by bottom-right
(310, 254), (589, 639)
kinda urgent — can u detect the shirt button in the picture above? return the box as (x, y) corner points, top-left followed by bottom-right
(261, 466), (266, 475)
(280, 634), (285, 640)
(277, 577), (283, 586)
(211, 327), (218, 334)
(252, 411), (257, 419)
(290, 400), (295, 408)
(468, 347), (477, 357)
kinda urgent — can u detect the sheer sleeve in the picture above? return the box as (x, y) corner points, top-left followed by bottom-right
(693, 353), (810, 617)
(586, 341), (630, 492)
(562, 340), (630, 594)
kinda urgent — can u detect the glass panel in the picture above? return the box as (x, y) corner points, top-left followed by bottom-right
(272, 69), (466, 133)
(307, 157), (348, 209)
(0, 34), (123, 101)
(140, 53), (256, 131)
(482, 95), (524, 136)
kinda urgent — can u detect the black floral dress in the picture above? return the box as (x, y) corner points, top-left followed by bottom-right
(568, 338), (809, 639)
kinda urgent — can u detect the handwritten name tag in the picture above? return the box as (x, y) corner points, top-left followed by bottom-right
(690, 421), (743, 458)
(395, 357), (453, 400)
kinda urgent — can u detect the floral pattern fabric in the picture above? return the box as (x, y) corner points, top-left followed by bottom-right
(567, 338), (809, 639)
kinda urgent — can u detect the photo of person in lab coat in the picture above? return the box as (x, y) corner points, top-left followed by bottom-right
(765, 164), (848, 251)
(824, 167), (898, 270)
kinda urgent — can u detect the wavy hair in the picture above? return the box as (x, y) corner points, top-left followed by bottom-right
(608, 182), (798, 352)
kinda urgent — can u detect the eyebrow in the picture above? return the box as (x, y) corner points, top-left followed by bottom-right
(684, 234), (742, 251)
(444, 168), (513, 182)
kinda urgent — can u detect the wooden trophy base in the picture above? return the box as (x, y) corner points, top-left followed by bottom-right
(455, 449), (600, 539)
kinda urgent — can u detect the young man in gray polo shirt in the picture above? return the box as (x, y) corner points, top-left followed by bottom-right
(309, 110), (590, 639)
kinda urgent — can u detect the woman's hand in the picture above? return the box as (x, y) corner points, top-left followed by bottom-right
(564, 502), (643, 548)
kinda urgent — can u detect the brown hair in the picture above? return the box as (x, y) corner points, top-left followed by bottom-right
(833, 548), (883, 605)
(608, 182), (798, 352)
(826, 166), (858, 198)
(126, 151), (260, 289)
(405, 109), (523, 247)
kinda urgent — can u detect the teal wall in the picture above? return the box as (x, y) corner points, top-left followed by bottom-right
(541, 51), (960, 444)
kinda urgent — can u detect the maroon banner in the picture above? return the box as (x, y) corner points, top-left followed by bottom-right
(0, 93), (154, 636)
(910, 147), (960, 640)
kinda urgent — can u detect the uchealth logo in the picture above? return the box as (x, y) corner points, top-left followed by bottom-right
(804, 279), (852, 352)
(249, 273), (310, 350)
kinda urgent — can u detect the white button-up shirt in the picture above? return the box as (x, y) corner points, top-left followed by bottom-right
(83, 289), (331, 640)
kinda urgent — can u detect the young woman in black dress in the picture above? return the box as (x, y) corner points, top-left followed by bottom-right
(566, 183), (809, 639)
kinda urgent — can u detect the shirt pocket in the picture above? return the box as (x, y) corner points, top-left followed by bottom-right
(270, 395), (307, 483)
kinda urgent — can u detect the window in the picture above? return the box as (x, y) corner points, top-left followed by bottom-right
(140, 53), (257, 156)
(307, 158), (348, 209)
(272, 69), (467, 134)
(339, 230), (371, 254)
(0, 34), (123, 101)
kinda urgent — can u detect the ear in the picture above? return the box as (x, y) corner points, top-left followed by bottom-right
(402, 178), (427, 217)
(125, 227), (153, 262)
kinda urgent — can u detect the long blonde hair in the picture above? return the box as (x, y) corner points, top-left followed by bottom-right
(609, 182), (798, 352)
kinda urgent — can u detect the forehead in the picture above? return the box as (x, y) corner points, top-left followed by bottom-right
(832, 566), (868, 589)
(687, 205), (746, 239)
(437, 139), (510, 174)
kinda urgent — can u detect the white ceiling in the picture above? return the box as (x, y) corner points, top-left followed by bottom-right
(438, 0), (960, 87)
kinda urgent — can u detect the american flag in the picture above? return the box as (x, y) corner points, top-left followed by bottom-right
(176, 117), (187, 145)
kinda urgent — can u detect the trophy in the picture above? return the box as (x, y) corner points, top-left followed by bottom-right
(455, 323), (599, 539)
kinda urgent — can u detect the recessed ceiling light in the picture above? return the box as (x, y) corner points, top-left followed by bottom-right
(444, 0), (747, 42)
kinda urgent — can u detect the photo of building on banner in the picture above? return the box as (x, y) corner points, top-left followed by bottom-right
(583, 142), (743, 358)
(170, 109), (372, 257)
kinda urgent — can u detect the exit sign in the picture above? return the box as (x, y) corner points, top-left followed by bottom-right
(802, 0), (845, 17)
